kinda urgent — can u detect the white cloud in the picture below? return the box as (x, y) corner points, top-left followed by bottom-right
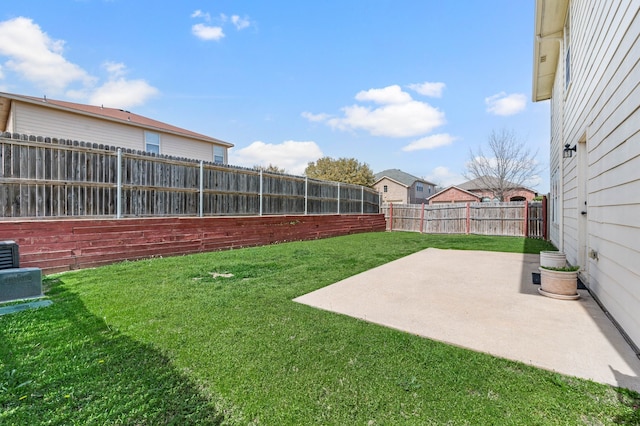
(0, 17), (95, 94)
(231, 15), (251, 30)
(525, 174), (542, 188)
(408, 82), (445, 98)
(328, 101), (445, 138)
(68, 62), (158, 108)
(402, 133), (456, 152)
(230, 140), (323, 175)
(0, 17), (159, 108)
(103, 61), (126, 78)
(191, 10), (211, 21)
(468, 155), (497, 170)
(190, 11), (250, 41)
(315, 85), (446, 138)
(89, 79), (158, 109)
(355, 85), (412, 104)
(192, 23), (225, 41)
(301, 111), (331, 122)
(485, 92), (526, 116)
(424, 166), (465, 187)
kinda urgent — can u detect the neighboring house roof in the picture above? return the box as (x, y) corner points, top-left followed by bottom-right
(374, 169), (435, 187)
(458, 176), (536, 193)
(0, 92), (233, 147)
(426, 185), (481, 201)
(532, 0), (569, 101)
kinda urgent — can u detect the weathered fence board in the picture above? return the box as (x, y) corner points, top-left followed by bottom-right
(381, 201), (547, 238)
(0, 134), (380, 218)
(425, 204), (467, 234)
(0, 214), (387, 274)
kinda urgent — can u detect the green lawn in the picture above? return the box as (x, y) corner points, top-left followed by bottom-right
(1, 232), (639, 425)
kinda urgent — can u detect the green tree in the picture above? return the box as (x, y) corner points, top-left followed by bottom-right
(304, 157), (375, 187)
(254, 164), (287, 174)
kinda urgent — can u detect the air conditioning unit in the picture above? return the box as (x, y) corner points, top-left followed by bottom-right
(0, 241), (43, 303)
(0, 241), (19, 270)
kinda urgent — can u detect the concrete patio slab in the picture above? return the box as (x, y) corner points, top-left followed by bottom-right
(294, 248), (640, 392)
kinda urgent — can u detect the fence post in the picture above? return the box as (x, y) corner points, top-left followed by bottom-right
(199, 161), (204, 217)
(466, 202), (470, 234)
(389, 203), (393, 231)
(524, 200), (529, 237)
(420, 203), (425, 233)
(0, 136), (385, 219)
(259, 169), (263, 216)
(116, 148), (122, 219)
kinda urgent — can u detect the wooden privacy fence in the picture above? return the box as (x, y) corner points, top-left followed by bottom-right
(381, 200), (547, 238)
(0, 133), (380, 218)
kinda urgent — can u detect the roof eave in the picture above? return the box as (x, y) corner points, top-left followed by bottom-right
(427, 185), (481, 201)
(374, 176), (409, 188)
(0, 92), (234, 148)
(532, 0), (569, 102)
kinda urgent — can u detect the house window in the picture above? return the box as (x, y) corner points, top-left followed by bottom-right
(383, 185), (388, 193)
(213, 146), (225, 164)
(416, 183), (424, 192)
(145, 131), (160, 154)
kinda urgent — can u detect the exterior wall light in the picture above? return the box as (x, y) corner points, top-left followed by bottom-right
(563, 143), (577, 158)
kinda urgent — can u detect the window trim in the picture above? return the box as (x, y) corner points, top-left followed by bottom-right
(144, 131), (160, 154)
(213, 145), (225, 164)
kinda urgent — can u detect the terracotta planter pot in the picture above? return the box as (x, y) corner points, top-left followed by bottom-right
(538, 267), (579, 300)
(540, 251), (566, 268)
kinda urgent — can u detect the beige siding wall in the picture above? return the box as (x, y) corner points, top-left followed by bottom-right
(6, 107), (14, 131)
(161, 134), (213, 161)
(552, 0), (640, 348)
(375, 178), (408, 203)
(10, 101), (215, 162)
(549, 47), (564, 247)
(12, 102), (144, 149)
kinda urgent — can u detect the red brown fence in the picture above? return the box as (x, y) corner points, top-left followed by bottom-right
(0, 214), (386, 274)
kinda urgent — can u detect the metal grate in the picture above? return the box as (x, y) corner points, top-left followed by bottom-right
(0, 241), (19, 270)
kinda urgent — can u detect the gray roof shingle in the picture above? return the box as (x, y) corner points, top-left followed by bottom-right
(374, 169), (434, 186)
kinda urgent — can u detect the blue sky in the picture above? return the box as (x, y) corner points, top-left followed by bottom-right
(0, 1), (550, 192)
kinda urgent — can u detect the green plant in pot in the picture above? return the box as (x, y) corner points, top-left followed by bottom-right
(538, 264), (580, 300)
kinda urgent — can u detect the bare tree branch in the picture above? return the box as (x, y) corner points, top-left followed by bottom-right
(465, 129), (540, 201)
